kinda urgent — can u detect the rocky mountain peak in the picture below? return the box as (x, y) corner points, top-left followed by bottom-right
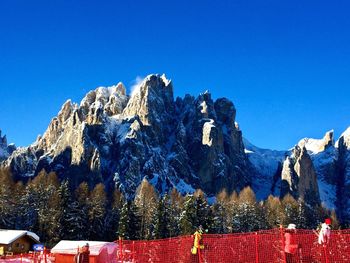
(122, 74), (174, 144)
(123, 74), (173, 123)
(280, 144), (320, 204)
(214, 98), (236, 128)
(80, 82), (128, 123)
(0, 130), (8, 161)
(297, 130), (334, 154)
(0, 130), (7, 148)
(337, 127), (350, 150)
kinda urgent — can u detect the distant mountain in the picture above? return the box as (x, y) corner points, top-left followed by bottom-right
(1, 74), (350, 223)
(0, 130), (15, 162)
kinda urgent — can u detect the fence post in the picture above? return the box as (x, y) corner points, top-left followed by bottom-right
(279, 225), (287, 263)
(323, 245), (329, 263)
(119, 237), (123, 263)
(132, 241), (135, 263)
(20, 253), (22, 263)
(255, 232), (259, 263)
(198, 243), (202, 263)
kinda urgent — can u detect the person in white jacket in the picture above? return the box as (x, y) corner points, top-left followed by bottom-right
(318, 218), (331, 245)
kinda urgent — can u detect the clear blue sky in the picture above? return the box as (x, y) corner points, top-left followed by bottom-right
(1, 0), (350, 150)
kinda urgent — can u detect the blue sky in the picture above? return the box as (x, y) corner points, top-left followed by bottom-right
(0, 0), (350, 150)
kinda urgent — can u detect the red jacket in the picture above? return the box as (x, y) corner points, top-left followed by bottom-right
(285, 232), (298, 254)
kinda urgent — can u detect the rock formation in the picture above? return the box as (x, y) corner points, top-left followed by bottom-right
(1, 74), (250, 196)
(2, 74), (350, 223)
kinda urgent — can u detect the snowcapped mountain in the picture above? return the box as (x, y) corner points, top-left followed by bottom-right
(1, 74), (350, 223)
(243, 138), (286, 199)
(1, 74), (250, 197)
(0, 130), (15, 162)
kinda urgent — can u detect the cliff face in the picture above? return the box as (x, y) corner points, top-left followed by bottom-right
(1, 74), (251, 196)
(280, 146), (320, 205)
(2, 74), (350, 222)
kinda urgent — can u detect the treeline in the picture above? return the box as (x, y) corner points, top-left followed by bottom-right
(0, 168), (339, 246)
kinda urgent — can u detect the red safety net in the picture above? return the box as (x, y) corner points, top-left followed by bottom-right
(1, 229), (350, 262)
(116, 228), (350, 263)
(0, 250), (54, 263)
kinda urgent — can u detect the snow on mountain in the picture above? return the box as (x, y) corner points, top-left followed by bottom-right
(0, 130), (16, 162)
(336, 126), (350, 149)
(243, 138), (286, 199)
(1, 74), (251, 198)
(295, 131), (337, 208)
(2, 74), (350, 222)
(298, 130), (334, 154)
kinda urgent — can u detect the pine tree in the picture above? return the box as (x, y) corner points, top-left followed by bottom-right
(281, 194), (299, 227)
(232, 187), (264, 232)
(154, 194), (170, 239)
(134, 179), (158, 239)
(118, 201), (130, 239)
(104, 188), (124, 241)
(212, 189), (231, 233)
(57, 180), (73, 240)
(89, 183), (107, 240)
(330, 209), (340, 229)
(168, 188), (184, 237)
(193, 189), (213, 231)
(179, 194), (196, 235)
(0, 168), (16, 228)
(264, 195), (283, 228)
(118, 201), (141, 240)
(71, 182), (90, 240)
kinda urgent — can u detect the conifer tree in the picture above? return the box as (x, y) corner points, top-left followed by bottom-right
(57, 180), (74, 240)
(281, 194), (299, 227)
(118, 200), (141, 240)
(264, 195), (283, 228)
(232, 187), (264, 232)
(0, 168), (16, 228)
(104, 188), (124, 241)
(168, 188), (184, 237)
(193, 189), (213, 231)
(212, 189), (231, 233)
(179, 194), (196, 235)
(89, 183), (107, 240)
(154, 194), (170, 239)
(134, 179), (158, 239)
(71, 182), (90, 240)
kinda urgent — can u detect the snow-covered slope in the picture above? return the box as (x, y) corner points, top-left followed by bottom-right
(243, 138), (286, 199)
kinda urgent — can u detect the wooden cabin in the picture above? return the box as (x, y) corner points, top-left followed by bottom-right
(0, 229), (40, 256)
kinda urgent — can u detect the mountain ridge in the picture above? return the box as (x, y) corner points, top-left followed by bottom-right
(1, 74), (350, 223)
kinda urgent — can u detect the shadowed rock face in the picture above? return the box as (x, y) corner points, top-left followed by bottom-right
(281, 145), (320, 205)
(1, 74), (251, 196)
(3, 74), (350, 222)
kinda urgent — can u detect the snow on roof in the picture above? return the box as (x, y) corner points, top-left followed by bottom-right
(51, 240), (116, 256)
(0, 229), (40, 244)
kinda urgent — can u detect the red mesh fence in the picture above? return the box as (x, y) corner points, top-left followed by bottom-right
(117, 228), (350, 263)
(0, 250), (54, 263)
(1, 229), (350, 262)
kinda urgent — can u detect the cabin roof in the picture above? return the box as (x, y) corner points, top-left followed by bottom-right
(0, 229), (40, 245)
